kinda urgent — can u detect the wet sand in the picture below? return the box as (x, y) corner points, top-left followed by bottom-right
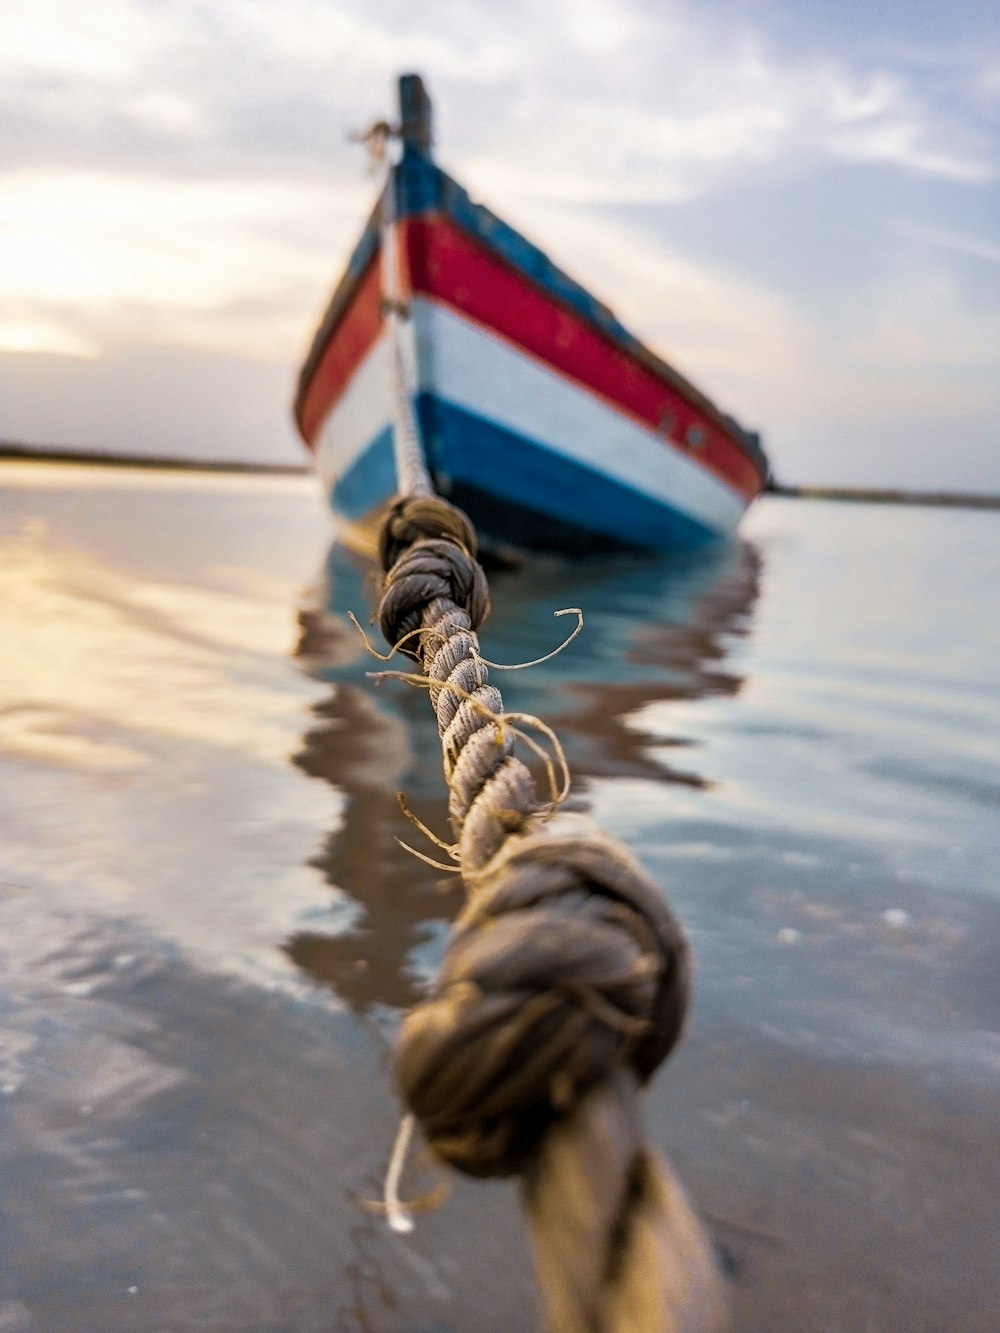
(2, 896), (997, 1332)
(1, 463), (998, 1330)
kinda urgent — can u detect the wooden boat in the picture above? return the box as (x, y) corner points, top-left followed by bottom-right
(294, 75), (768, 558)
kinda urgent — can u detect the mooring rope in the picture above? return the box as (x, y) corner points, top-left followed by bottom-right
(371, 495), (729, 1332)
(379, 165), (433, 500)
(359, 121), (726, 1331)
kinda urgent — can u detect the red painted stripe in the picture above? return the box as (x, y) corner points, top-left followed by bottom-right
(402, 215), (762, 500)
(297, 257), (383, 446)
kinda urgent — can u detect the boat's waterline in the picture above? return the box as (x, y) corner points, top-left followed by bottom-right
(314, 311), (748, 556)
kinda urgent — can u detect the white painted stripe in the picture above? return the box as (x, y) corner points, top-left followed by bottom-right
(313, 301), (749, 538)
(412, 298), (747, 535)
(313, 334), (391, 496)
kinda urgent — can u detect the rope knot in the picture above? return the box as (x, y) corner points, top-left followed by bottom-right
(394, 833), (689, 1178)
(378, 495), (480, 571)
(378, 537), (490, 658)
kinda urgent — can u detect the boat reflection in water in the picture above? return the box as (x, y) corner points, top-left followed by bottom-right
(288, 538), (760, 1013)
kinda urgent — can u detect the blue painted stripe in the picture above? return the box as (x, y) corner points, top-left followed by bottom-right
(328, 397), (720, 553)
(419, 396), (719, 552)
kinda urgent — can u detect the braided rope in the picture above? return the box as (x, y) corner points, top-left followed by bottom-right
(376, 496), (728, 1331)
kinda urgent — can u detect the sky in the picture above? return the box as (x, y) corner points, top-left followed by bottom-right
(0, 0), (997, 490)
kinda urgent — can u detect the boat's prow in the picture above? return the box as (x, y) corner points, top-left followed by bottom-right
(294, 74), (767, 558)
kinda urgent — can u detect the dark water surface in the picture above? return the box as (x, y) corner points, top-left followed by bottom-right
(1, 462), (998, 1331)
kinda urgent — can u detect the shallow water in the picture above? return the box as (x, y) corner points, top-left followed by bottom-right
(1, 461), (998, 1331)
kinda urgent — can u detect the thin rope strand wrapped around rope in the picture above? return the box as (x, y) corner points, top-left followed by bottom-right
(375, 494), (728, 1332)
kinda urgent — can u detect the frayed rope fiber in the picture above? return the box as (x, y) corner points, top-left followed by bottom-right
(375, 494), (728, 1332)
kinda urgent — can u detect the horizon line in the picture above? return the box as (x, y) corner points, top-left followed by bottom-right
(3, 442), (999, 511)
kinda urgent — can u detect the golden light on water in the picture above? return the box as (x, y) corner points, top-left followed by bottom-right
(0, 464), (346, 991)
(0, 514), (312, 769)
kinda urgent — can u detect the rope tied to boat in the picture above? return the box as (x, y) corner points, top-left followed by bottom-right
(374, 494), (727, 1332)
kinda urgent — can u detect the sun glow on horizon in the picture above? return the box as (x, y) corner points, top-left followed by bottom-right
(0, 320), (100, 358)
(0, 169), (369, 359)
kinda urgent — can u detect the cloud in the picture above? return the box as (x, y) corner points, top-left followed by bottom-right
(470, 16), (996, 203)
(893, 222), (1000, 266)
(1, 0), (997, 490)
(0, 169), (370, 358)
(1, 0), (995, 191)
(511, 198), (1000, 488)
(2, 0), (167, 80)
(832, 267), (1000, 380)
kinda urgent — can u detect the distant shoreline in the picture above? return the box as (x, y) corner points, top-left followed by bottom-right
(0, 442), (309, 476)
(767, 482), (1000, 511)
(3, 444), (999, 510)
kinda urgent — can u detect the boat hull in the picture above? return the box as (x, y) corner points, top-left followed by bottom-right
(296, 144), (767, 558)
